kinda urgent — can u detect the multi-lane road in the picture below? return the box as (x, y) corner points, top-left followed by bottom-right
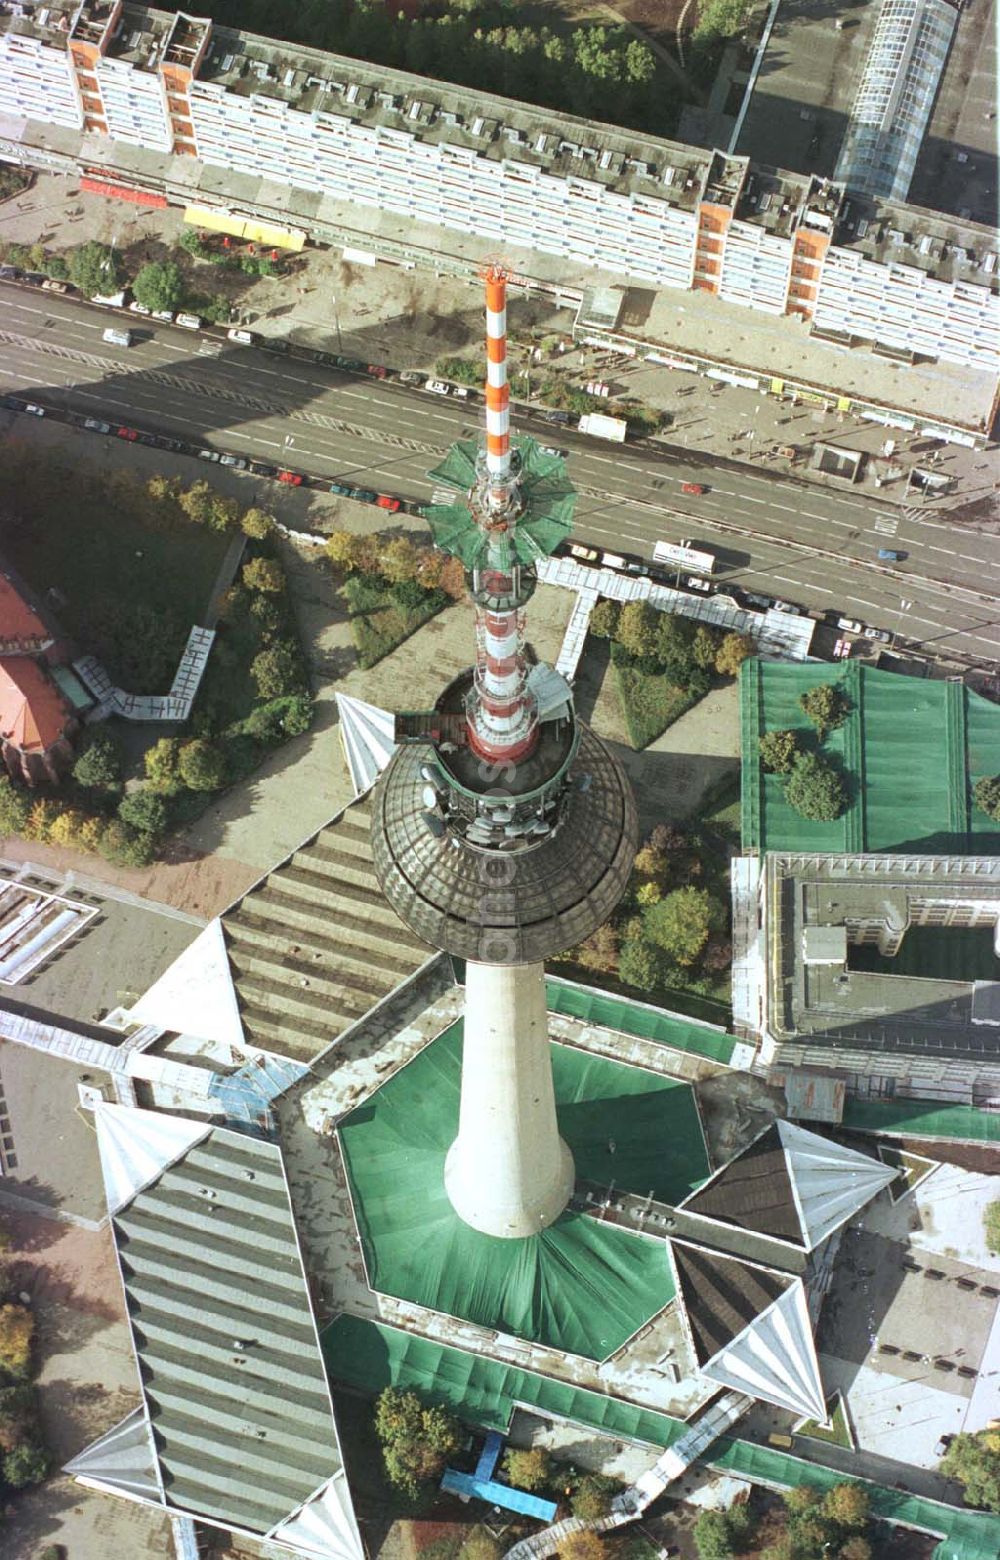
(2, 282), (999, 663)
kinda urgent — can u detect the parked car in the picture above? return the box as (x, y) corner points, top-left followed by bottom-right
(772, 599), (798, 614)
(878, 548), (905, 562)
(567, 542), (599, 563)
(684, 575), (712, 593)
(335, 355), (366, 373)
(226, 327), (255, 344)
(219, 454), (247, 468)
(152, 309), (174, 323)
(541, 409), (571, 426)
(0, 265), (20, 280)
(129, 300), (152, 315)
(376, 494), (401, 512)
(84, 417), (110, 433)
(175, 312), (202, 330)
(863, 626), (891, 643)
(352, 487), (378, 504)
(398, 370), (424, 386)
(365, 363), (387, 380)
(681, 482), (706, 495)
(539, 444), (568, 459)
(451, 385), (472, 400)
(249, 460), (277, 477)
(198, 447), (220, 461)
(157, 436), (185, 452)
(837, 616), (863, 634)
(41, 278), (69, 293)
(22, 272), (46, 286)
(329, 481), (354, 497)
(117, 426), (139, 440)
(277, 469), (303, 485)
(23, 402), (45, 417)
(423, 379), (451, 396)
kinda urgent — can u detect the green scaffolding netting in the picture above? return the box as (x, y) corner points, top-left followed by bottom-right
(323, 1318), (1000, 1560)
(843, 1097), (1000, 1145)
(423, 436), (576, 570)
(338, 1023), (708, 1360)
(740, 660), (1000, 855)
(322, 1314), (689, 1448)
(546, 978), (737, 1065)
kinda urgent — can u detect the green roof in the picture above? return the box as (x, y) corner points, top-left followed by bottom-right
(546, 978), (737, 1065)
(322, 1314), (689, 1448)
(423, 436), (575, 569)
(337, 1022), (709, 1360)
(842, 1096), (1000, 1145)
(740, 660), (1000, 855)
(323, 1318), (1000, 1560)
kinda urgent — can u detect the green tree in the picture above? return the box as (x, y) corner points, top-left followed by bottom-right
(502, 1446), (551, 1492)
(67, 241), (123, 297)
(0, 777), (30, 838)
(821, 1483), (869, 1532)
(654, 611), (697, 674)
(98, 819), (154, 868)
(179, 480), (238, 531)
(693, 1509), (742, 1560)
(0, 1304), (33, 1377)
(380, 536), (420, 585)
(177, 738), (227, 793)
(985, 1200), (1000, 1254)
(839, 1540), (872, 1560)
(560, 1535), (605, 1560)
(973, 774), (1000, 822)
(242, 556), (285, 594)
(373, 1387), (461, 1497)
(715, 631), (754, 677)
(131, 260), (186, 313)
(0, 1382), (34, 1453)
(459, 1530), (502, 1560)
(618, 934), (662, 992)
(242, 507), (274, 540)
(570, 1472), (620, 1519)
(251, 641), (305, 700)
(118, 789), (168, 838)
(588, 598), (621, 639)
(144, 736), (184, 794)
(72, 730), (123, 791)
(692, 624), (721, 670)
(3, 1438), (48, 1488)
(941, 1431), (1000, 1512)
(575, 919), (620, 975)
(643, 885), (717, 967)
(759, 729), (800, 774)
(617, 599), (660, 659)
(784, 752), (847, 821)
(799, 683), (850, 740)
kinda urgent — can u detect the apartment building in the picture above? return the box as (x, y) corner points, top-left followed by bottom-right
(0, 2), (997, 399)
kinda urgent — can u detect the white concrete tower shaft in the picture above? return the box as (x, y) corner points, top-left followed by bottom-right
(444, 960), (574, 1238)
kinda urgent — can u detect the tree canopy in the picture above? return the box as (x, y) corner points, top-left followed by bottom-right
(131, 260), (186, 313)
(67, 241), (123, 297)
(973, 773), (1000, 822)
(373, 1386), (461, 1497)
(799, 683), (850, 739)
(643, 885), (717, 967)
(941, 1430), (1000, 1512)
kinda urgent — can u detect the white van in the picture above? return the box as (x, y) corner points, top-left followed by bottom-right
(102, 326), (132, 348)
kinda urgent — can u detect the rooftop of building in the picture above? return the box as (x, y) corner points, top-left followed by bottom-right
(740, 659), (1000, 857)
(0, 654), (71, 752)
(0, 573), (51, 649)
(3, 2), (995, 289)
(765, 852), (1000, 1059)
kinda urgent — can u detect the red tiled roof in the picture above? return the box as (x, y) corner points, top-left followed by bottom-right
(0, 657), (72, 753)
(0, 576), (50, 650)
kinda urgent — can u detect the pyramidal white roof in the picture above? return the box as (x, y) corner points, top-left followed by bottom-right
(702, 1278), (826, 1421)
(128, 918), (245, 1054)
(268, 1470), (365, 1560)
(777, 1119), (898, 1250)
(64, 1407), (162, 1501)
(94, 1102), (210, 1215)
(336, 693), (397, 798)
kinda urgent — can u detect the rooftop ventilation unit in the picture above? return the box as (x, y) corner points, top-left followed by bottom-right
(534, 132), (551, 154)
(440, 110), (461, 126)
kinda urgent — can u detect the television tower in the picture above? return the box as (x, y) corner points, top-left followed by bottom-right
(371, 265), (637, 1238)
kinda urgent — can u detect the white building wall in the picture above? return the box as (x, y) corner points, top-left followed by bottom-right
(95, 59), (171, 151)
(0, 34), (81, 128)
(814, 246), (1000, 372)
(718, 221), (793, 314)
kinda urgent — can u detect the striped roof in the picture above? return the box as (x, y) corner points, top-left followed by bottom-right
(90, 1104), (362, 1556)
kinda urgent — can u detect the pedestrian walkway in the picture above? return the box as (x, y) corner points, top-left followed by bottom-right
(74, 623), (216, 723)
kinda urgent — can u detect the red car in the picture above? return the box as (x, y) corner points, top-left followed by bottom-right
(117, 426), (139, 440)
(277, 469), (303, 486)
(376, 494), (401, 512)
(366, 363), (388, 380)
(681, 481), (706, 495)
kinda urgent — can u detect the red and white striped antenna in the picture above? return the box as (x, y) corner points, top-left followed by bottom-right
(481, 261), (513, 512)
